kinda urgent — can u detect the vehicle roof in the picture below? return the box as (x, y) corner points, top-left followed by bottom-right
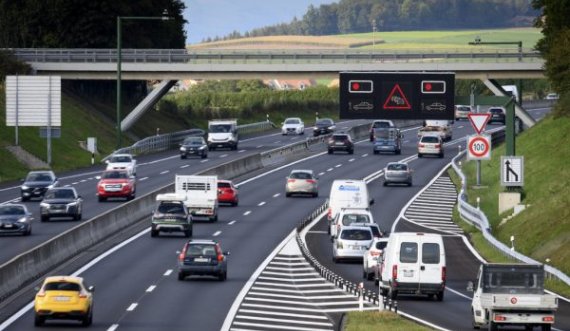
(290, 169), (313, 174)
(372, 119), (394, 123)
(386, 161), (407, 166)
(332, 179), (366, 185)
(339, 208), (371, 214)
(420, 133), (442, 138)
(187, 239), (217, 244)
(351, 222), (378, 227)
(111, 153), (133, 158)
(217, 179), (233, 183)
(28, 170), (55, 175)
(340, 225), (373, 231)
(44, 276), (83, 284)
(388, 232), (443, 240)
(0, 203), (27, 209)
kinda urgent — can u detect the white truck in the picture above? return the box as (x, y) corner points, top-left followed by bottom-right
(469, 263), (558, 331)
(207, 119), (238, 151)
(175, 175), (219, 222)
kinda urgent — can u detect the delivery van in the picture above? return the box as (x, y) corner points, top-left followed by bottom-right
(378, 232), (446, 301)
(327, 180), (373, 233)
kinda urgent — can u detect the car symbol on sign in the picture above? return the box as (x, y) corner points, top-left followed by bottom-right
(353, 102), (374, 111)
(425, 102), (447, 111)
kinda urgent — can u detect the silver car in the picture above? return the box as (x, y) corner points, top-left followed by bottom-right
(332, 225), (373, 263)
(0, 204), (33, 236)
(384, 162), (413, 186)
(285, 170), (318, 198)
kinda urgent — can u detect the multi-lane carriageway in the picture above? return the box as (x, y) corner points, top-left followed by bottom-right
(1, 107), (568, 331)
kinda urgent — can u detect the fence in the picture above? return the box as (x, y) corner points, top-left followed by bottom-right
(451, 150), (570, 287)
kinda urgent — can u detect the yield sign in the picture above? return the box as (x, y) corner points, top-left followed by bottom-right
(468, 113), (491, 134)
(383, 84), (411, 110)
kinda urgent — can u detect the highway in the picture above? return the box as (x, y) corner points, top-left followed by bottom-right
(2, 106), (567, 331)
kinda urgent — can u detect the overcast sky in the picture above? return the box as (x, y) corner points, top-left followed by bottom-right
(183, 0), (337, 44)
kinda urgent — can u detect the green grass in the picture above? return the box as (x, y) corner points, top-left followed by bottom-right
(344, 311), (433, 331)
(446, 115), (570, 297)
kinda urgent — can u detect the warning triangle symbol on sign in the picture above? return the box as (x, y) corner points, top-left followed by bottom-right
(383, 84), (412, 110)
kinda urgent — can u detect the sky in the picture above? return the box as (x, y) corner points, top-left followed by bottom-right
(183, 0), (338, 44)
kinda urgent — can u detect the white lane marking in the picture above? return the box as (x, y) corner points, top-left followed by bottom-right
(348, 158), (355, 162)
(318, 172), (325, 176)
(361, 153), (368, 157)
(87, 177), (93, 180)
(243, 211), (251, 216)
(65, 184), (70, 187)
(258, 201), (266, 206)
(164, 269), (173, 276)
(238, 149), (246, 153)
(126, 303), (138, 311)
(180, 164), (189, 168)
(139, 177), (148, 181)
(275, 140), (281, 144)
(327, 168), (333, 172)
(220, 154), (228, 158)
(458, 125), (464, 129)
(256, 145), (264, 148)
(273, 193), (280, 198)
(290, 137), (298, 141)
(107, 324), (119, 331)
(146, 285), (156, 293)
(335, 164), (342, 168)
(228, 220), (236, 225)
(72, 182), (79, 185)
(159, 170), (169, 175)
(80, 179), (86, 183)
(213, 231), (222, 237)
(342, 126), (349, 129)
(201, 159), (209, 163)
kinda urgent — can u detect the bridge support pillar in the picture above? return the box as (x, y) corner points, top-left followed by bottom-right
(478, 77), (536, 128)
(120, 80), (177, 132)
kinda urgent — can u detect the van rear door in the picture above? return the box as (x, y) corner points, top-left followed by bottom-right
(418, 239), (443, 289)
(398, 240), (421, 288)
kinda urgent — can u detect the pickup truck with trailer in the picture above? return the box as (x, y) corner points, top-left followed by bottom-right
(175, 175), (219, 222)
(468, 263), (558, 331)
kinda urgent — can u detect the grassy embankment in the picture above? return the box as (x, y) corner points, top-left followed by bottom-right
(447, 115), (570, 297)
(344, 311), (432, 331)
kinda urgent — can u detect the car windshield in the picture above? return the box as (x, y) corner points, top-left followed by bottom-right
(217, 182), (231, 188)
(210, 124), (232, 133)
(421, 136), (440, 144)
(185, 244), (218, 257)
(489, 108), (503, 113)
(316, 119), (333, 125)
(387, 164), (408, 171)
(45, 189), (75, 200)
(157, 202), (185, 214)
(183, 137), (204, 145)
(333, 135), (348, 142)
(110, 155), (132, 163)
(375, 241), (388, 250)
(372, 121), (391, 128)
(102, 171), (128, 179)
(290, 172), (313, 180)
(44, 282), (81, 292)
(341, 214), (371, 226)
(285, 119), (300, 124)
(457, 106), (471, 112)
(340, 229), (372, 240)
(26, 173), (53, 182)
(0, 206), (25, 215)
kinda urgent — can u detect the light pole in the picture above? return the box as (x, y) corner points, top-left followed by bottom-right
(116, 10), (170, 149)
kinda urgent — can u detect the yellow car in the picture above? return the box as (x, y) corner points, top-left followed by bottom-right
(34, 276), (94, 327)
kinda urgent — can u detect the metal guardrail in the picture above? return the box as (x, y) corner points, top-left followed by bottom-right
(451, 148), (570, 287)
(7, 48), (543, 64)
(103, 121), (276, 161)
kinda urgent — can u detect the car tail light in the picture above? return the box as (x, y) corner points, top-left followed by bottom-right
(328, 138), (334, 144)
(215, 244), (224, 262)
(36, 291), (46, 297)
(419, 144), (425, 148)
(442, 266), (446, 282)
(392, 265), (398, 280)
(327, 208), (332, 220)
(306, 179), (316, 184)
(435, 144), (441, 148)
(287, 179), (296, 183)
(494, 315), (507, 322)
(178, 244), (187, 262)
(79, 293), (88, 299)
(543, 316), (554, 322)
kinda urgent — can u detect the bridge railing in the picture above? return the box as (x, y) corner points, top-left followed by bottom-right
(7, 48), (542, 64)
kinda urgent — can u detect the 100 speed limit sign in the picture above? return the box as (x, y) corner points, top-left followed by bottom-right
(467, 134), (491, 160)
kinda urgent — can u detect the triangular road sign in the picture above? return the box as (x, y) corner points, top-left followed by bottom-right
(468, 113), (491, 134)
(383, 84), (411, 110)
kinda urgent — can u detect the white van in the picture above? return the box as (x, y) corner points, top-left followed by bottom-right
(378, 232), (446, 301)
(327, 180), (374, 232)
(330, 208), (374, 241)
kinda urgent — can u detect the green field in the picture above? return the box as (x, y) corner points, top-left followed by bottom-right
(344, 311), (432, 331)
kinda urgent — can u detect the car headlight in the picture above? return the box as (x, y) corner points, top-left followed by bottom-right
(47, 184), (55, 189)
(21, 185), (29, 190)
(199, 146), (206, 150)
(67, 202), (78, 207)
(40, 202), (50, 208)
(180, 147), (186, 152)
(18, 217), (28, 223)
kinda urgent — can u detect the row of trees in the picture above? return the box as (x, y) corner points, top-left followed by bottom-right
(211, 0), (535, 42)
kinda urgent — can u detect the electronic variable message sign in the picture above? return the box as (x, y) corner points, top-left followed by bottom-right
(339, 72), (455, 120)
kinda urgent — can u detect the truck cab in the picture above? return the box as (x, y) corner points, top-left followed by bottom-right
(469, 263), (558, 331)
(207, 120), (238, 151)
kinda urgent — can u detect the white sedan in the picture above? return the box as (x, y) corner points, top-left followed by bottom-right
(281, 117), (305, 135)
(105, 153), (137, 176)
(363, 237), (388, 281)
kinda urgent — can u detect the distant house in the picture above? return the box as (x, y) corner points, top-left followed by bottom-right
(264, 79), (317, 91)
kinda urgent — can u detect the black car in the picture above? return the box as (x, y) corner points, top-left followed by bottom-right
(488, 107), (506, 124)
(313, 118), (336, 137)
(21, 171), (58, 201)
(328, 133), (354, 154)
(180, 136), (208, 159)
(40, 187), (83, 222)
(151, 199), (193, 237)
(177, 239), (229, 281)
(0, 204), (33, 236)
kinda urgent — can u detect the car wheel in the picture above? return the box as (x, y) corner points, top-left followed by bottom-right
(327, 149), (333, 154)
(25, 227), (32, 236)
(408, 181), (412, 187)
(396, 149), (401, 155)
(285, 192), (291, 198)
(373, 150), (379, 155)
(184, 229), (192, 238)
(313, 192), (318, 198)
(541, 324), (552, 331)
(150, 229), (158, 237)
(363, 270), (368, 279)
(218, 271), (227, 281)
(418, 153), (423, 158)
(389, 287), (398, 300)
(300, 131), (304, 135)
(98, 196), (106, 202)
(21, 196), (29, 202)
(367, 272), (374, 281)
(34, 314), (44, 326)
(181, 154), (187, 159)
(75, 213), (82, 221)
(41, 216), (48, 222)
(439, 153), (444, 158)
(211, 215), (218, 222)
(177, 272), (186, 281)
(383, 181), (388, 187)
(202, 153), (207, 159)
(488, 320), (498, 331)
(332, 256), (338, 263)
(349, 149), (354, 155)
(436, 291), (444, 301)
(82, 309), (93, 326)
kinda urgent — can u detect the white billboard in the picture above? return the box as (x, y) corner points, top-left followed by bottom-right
(5, 76), (61, 127)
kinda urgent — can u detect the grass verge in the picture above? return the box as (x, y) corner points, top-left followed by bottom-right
(344, 311), (432, 331)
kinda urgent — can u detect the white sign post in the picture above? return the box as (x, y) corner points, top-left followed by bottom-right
(501, 156), (524, 187)
(467, 134), (491, 186)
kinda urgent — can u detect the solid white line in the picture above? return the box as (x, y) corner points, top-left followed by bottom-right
(238, 149), (246, 153)
(146, 285), (156, 293)
(213, 231), (222, 237)
(257, 277), (321, 282)
(256, 145), (264, 148)
(254, 282), (331, 288)
(220, 154), (228, 158)
(126, 303), (138, 311)
(237, 309), (328, 320)
(273, 193), (280, 198)
(261, 271), (319, 277)
(243, 211), (251, 216)
(107, 324), (119, 331)
(241, 303), (320, 312)
(234, 315), (333, 327)
(201, 159), (209, 163)
(139, 177), (149, 181)
(228, 220), (236, 225)
(258, 201), (266, 206)
(265, 266), (315, 272)
(159, 170), (169, 175)
(180, 164), (189, 168)
(251, 287), (343, 294)
(318, 172), (325, 176)
(232, 321), (332, 331)
(164, 269), (173, 276)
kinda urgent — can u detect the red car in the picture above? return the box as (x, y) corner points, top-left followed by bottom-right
(217, 180), (238, 206)
(96, 170), (136, 202)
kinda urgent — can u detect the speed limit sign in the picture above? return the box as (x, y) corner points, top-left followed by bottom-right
(467, 134), (491, 160)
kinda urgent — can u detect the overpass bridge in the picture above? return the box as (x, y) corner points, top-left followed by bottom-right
(9, 48), (544, 129)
